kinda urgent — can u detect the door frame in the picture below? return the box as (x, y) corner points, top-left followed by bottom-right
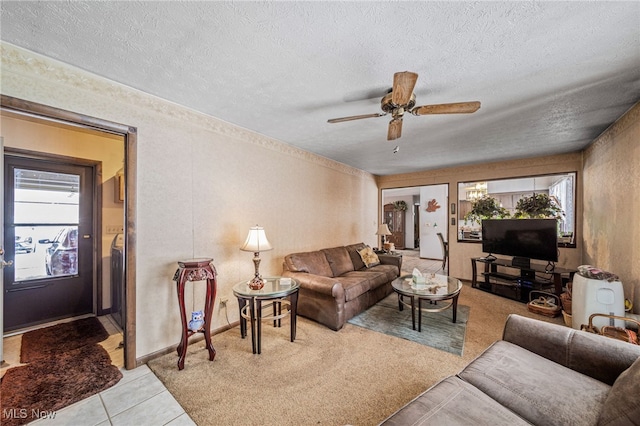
(1, 95), (138, 370)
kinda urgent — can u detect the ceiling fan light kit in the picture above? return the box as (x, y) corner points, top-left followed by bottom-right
(328, 71), (481, 141)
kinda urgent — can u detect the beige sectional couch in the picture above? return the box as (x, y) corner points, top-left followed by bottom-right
(282, 243), (401, 331)
(381, 314), (640, 425)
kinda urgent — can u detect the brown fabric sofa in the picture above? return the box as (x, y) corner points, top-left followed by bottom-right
(381, 314), (640, 425)
(282, 243), (401, 331)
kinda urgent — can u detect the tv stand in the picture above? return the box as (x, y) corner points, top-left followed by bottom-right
(471, 257), (575, 303)
(512, 256), (531, 269)
(480, 254), (497, 261)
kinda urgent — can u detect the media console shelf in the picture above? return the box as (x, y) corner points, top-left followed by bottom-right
(471, 257), (576, 303)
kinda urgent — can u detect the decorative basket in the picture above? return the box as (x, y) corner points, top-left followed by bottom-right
(562, 310), (572, 327)
(580, 313), (640, 345)
(528, 291), (561, 317)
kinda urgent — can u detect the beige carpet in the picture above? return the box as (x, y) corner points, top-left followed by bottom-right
(148, 278), (564, 426)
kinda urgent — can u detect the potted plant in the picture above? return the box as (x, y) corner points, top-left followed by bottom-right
(514, 193), (564, 219)
(393, 200), (408, 211)
(464, 195), (510, 224)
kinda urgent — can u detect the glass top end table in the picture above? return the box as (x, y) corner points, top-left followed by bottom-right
(232, 277), (299, 354)
(233, 277), (299, 297)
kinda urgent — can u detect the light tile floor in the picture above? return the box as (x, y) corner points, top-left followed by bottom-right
(2, 316), (195, 426)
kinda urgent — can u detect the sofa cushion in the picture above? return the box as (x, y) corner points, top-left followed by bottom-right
(459, 340), (611, 426)
(341, 270), (388, 291)
(380, 376), (530, 425)
(346, 243), (367, 270)
(321, 246), (355, 277)
(598, 355), (640, 425)
(358, 246), (380, 267)
(366, 264), (399, 282)
(337, 276), (371, 302)
(502, 313), (640, 386)
(284, 251), (334, 277)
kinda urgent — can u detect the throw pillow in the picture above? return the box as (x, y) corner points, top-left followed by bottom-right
(358, 246), (380, 268)
(347, 243), (367, 270)
(597, 355), (640, 425)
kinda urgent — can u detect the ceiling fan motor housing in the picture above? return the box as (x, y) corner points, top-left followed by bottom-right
(381, 92), (416, 113)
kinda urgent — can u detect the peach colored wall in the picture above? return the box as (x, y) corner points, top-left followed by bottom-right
(378, 152), (584, 281)
(1, 43), (379, 359)
(583, 102), (640, 313)
(1, 114), (125, 311)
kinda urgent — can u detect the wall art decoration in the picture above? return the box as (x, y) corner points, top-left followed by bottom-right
(426, 199), (441, 212)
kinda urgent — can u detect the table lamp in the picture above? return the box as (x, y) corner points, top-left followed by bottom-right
(240, 225), (273, 290)
(376, 224), (393, 252)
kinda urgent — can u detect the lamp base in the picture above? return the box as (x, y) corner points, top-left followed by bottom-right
(248, 275), (265, 290)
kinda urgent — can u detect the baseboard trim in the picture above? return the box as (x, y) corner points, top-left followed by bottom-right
(135, 321), (239, 368)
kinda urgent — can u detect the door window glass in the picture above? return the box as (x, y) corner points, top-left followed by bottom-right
(13, 169), (80, 281)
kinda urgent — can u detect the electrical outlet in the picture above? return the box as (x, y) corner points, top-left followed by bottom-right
(219, 297), (228, 308)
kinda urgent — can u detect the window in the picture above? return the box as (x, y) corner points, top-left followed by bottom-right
(457, 173), (576, 246)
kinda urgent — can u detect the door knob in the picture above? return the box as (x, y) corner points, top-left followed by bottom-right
(0, 247), (13, 269)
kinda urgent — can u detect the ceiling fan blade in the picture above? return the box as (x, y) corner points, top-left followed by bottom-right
(412, 101), (481, 115)
(327, 113), (385, 123)
(387, 118), (403, 141)
(392, 71), (418, 106)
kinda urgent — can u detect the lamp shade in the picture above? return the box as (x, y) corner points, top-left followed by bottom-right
(240, 225), (273, 252)
(376, 224), (392, 236)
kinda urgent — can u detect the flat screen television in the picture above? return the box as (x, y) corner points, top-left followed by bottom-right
(481, 219), (558, 265)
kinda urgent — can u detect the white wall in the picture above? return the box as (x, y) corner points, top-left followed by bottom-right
(419, 185), (448, 259)
(1, 43), (379, 359)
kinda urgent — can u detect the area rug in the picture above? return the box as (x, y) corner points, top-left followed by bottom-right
(1, 318), (122, 426)
(20, 317), (109, 363)
(348, 293), (469, 355)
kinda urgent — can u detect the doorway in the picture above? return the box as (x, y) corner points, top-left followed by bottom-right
(3, 155), (95, 331)
(1, 95), (137, 369)
(382, 184), (449, 264)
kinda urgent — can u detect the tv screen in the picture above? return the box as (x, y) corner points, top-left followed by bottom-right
(481, 219), (558, 262)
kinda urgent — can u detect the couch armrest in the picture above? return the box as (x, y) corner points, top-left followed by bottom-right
(503, 314), (640, 385)
(282, 271), (344, 299)
(377, 254), (402, 274)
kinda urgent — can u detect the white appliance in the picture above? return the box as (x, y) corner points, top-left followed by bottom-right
(572, 273), (625, 330)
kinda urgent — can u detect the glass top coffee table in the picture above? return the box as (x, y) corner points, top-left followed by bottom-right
(391, 274), (463, 332)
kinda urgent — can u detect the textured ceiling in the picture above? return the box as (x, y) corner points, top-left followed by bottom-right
(1, 1), (639, 175)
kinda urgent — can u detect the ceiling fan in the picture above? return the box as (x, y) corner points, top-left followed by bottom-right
(327, 71), (481, 141)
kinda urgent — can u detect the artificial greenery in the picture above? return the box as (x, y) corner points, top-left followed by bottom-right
(514, 193), (564, 219)
(393, 200), (408, 211)
(464, 196), (510, 224)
